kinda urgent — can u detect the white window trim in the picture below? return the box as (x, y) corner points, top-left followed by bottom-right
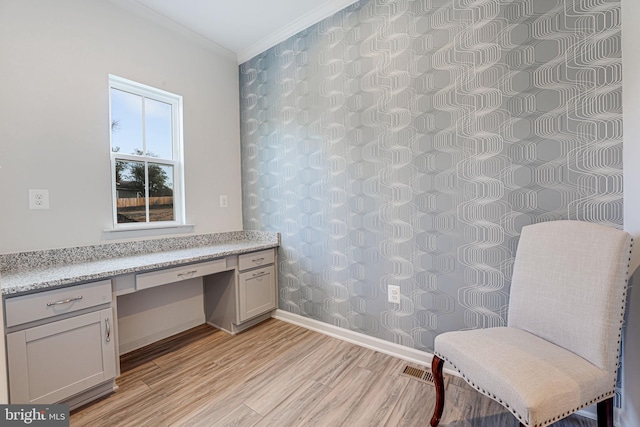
(108, 74), (186, 231)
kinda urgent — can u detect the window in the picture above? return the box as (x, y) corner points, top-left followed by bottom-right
(109, 75), (184, 228)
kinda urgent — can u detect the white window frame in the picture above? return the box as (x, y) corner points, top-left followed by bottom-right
(108, 75), (185, 230)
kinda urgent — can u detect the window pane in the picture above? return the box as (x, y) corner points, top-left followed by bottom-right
(115, 160), (146, 223)
(145, 98), (173, 159)
(109, 75), (184, 229)
(111, 89), (143, 156)
(148, 163), (174, 222)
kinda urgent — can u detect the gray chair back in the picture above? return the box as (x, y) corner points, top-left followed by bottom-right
(507, 220), (631, 374)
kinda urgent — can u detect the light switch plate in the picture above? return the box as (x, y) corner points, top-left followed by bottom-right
(388, 285), (400, 304)
(29, 189), (50, 210)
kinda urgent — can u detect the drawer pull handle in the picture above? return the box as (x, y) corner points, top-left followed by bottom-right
(177, 270), (198, 279)
(46, 296), (83, 306)
(253, 257), (265, 263)
(252, 271), (267, 278)
(105, 318), (111, 343)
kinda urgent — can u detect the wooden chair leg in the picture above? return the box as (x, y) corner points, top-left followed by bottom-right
(597, 397), (613, 427)
(430, 355), (445, 427)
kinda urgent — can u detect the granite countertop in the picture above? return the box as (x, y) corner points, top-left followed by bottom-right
(0, 231), (279, 297)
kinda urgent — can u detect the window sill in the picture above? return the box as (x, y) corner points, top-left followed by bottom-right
(102, 224), (195, 240)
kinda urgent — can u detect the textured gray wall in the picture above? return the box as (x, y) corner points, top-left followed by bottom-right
(240, 0), (622, 352)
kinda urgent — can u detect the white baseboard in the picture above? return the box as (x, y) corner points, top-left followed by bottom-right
(576, 407), (597, 421)
(618, 408), (634, 427)
(273, 309), (459, 377)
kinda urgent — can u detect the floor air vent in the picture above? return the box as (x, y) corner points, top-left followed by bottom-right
(401, 365), (448, 388)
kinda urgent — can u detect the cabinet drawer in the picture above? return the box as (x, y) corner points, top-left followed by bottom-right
(136, 258), (227, 291)
(5, 280), (112, 328)
(238, 249), (275, 272)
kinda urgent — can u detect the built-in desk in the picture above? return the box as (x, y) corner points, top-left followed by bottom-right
(112, 246), (278, 353)
(0, 231), (280, 409)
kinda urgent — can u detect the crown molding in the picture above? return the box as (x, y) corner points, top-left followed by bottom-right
(237, 0), (360, 64)
(107, 0), (237, 62)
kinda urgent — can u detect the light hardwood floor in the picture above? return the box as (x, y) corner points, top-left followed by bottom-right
(70, 319), (597, 427)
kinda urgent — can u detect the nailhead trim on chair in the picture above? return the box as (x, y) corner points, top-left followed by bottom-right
(614, 239), (633, 388)
(434, 237), (633, 427)
(610, 239), (633, 392)
(434, 351), (616, 427)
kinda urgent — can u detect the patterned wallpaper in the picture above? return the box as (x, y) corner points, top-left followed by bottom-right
(239, 0), (622, 352)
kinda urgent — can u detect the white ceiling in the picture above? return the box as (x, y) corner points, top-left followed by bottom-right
(111, 0), (359, 64)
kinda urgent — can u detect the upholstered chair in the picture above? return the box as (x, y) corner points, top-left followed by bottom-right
(430, 220), (632, 427)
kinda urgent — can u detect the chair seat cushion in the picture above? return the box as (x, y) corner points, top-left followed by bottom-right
(434, 327), (615, 427)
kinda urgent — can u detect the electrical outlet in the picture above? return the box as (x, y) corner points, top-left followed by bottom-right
(388, 285), (400, 304)
(29, 189), (50, 210)
(219, 195), (228, 208)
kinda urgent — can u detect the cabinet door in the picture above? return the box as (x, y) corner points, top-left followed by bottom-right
(7, 308), (117, 404)
(238, 265), (276, 323)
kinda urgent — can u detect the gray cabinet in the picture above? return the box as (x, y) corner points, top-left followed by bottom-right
(5, 280), (116, 405)
(237, 249), (277, 323)
(238, 265), (276, 322)
(205, 249), (277, 333)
